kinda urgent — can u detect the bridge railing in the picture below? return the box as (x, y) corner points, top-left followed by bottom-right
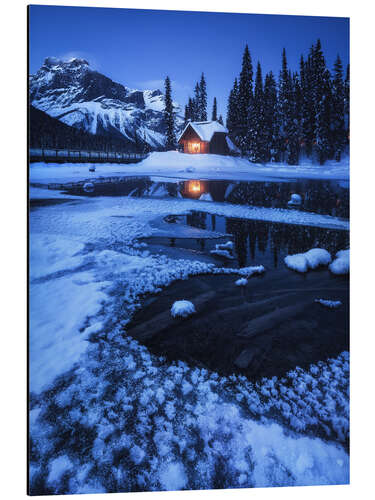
(29, 148), (149, 162)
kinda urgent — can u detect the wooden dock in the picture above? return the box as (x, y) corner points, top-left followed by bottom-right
(29, 148), (148, 164)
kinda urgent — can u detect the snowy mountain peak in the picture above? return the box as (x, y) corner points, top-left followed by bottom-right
(29, 58), (183, 149)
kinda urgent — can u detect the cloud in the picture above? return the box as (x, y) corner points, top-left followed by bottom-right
(136, 79), (191, 93)
(58, 51), (100, 70)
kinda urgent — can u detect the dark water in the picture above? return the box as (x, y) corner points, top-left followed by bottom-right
(144, 212), (349, 269)
(128, 271), (349, 381)
(60, 176), (349, 218)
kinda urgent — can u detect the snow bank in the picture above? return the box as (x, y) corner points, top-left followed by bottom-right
(171, 300), (196, 319)
(285, 248), (332, 273)
(210, 248), (234, 259)
(329, 249), (350, 275)
(315, 299), (342, 309)
(29, 151), (349, 185)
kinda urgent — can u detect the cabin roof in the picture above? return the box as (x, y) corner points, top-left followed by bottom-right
(178, 121), (228, 143)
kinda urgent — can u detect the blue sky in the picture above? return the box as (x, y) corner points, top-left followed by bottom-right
(29, 5), (349, 118)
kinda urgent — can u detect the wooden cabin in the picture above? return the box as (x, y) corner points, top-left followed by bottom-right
(177, 121), (239, 155)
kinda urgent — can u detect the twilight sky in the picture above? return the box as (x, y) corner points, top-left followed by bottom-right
(29, 5), (349, 119)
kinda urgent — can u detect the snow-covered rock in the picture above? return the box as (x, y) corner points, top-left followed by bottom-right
(329, 249), (350, 275)
(29, 57), (183, 150)
(171, 300), (196, 319)
(235, 278), (248, 287)
(83, 182), (94, 193)
(315, 299), (342, 309)
(285, 248), (332, 273)
(216, 241), (234, 251)
(288, 193), (302, 206)
(210, 249), (234, 260)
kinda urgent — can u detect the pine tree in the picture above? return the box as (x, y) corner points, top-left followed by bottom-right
(312, 40), (333, 164)
(331, 55), (346, 161)
(183, 105), (189, 127)
(199, 73), (208, 121)
(164, 76), (176, 150)
(247, 62), (267, 162)
(263, 71), (280, 162)
(344, 64), (350, 144)
(227, 78), (239, 133)
(300, 53), (315, 156)
(278, 49), (299, 164)
(211, 97), (218, 121)
(187, 98), (194, 122)
(218, 115), (224, 125)
(237, 45), (253, 153)
(193, 82), (201, 121)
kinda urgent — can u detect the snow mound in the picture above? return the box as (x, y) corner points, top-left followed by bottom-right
(315, 299), (342, 309)
(217, 241), (234, 251)
(329, 249), (350, 275)
(210, 249), (234, 259)
(285, 248), (331, 273)
(199, 192), (213, 201)
(288, 193), (302, 206)
(159, 462), (188, 491)
(305, 248), (332, 269)
(171, 300), (196, 319)
(83, 182), (94, 193)
(235, 278), (248, 287)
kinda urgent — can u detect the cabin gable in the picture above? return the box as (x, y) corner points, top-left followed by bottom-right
(177, 121), (231, 155)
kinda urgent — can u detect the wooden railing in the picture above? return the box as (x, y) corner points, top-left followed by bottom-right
(29, 148), (148, 164)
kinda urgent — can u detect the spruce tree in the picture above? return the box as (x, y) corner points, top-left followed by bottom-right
(183, 104), (189, 127)
(312, 40), (333, 164)
(199, 73), (208, 121)
(193, 82), (201, 121)
(164, 76), (176, 150)
(344, 64), (350, 144)
(238, 45), (253, 153)
(264, 71), (280, 162)
(331, 55), (346, 161)
(227, 78), (239, 133)
(218, 115), (224, 125)
(300, 53), (315, 156)
(247, 62), (267, 162)
(211, 97), (218, 121)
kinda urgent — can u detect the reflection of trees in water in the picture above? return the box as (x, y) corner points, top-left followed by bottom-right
(226, 217), (349, 268)
(186, 211), (207, 230)
(226, 179), (349, 217)
(184, 210), (349, 268)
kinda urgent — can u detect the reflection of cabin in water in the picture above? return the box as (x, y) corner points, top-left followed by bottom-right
(177, 121), (239, 155)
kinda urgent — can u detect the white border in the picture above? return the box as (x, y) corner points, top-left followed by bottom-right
(1, 1), (374, 499)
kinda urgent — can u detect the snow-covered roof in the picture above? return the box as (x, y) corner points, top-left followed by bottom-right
(178, 121), (228, 143)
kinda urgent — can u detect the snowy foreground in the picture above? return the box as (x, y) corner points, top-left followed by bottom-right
(29, 190), (349, 494)
(29, 151), (349, 185)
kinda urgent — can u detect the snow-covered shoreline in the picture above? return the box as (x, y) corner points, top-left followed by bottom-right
(29, 151), (350, 185)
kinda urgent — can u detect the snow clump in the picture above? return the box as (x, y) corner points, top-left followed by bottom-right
(171, 300), (196, 319)
(329, 249), (349, 275)
(288, 193), (302, 206)
(235, 278), (248, 287)
(285, 248), (331, 273)
(315, 299), (342, 309)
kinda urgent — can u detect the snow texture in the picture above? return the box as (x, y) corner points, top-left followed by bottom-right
(29, 188), (349, 494)
(329, 249), (350, 275)
(177, 120), (228, 143)
(30, 151), (349, 186)
(315, 299), (342, 309)
(285, 248), (332, 273)
(235, 278), (248, 287)
(171, 300), (196, 319)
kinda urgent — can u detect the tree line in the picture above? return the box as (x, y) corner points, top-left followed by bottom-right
(227, 40), (349, 165)
(163, 74), (224, 150)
